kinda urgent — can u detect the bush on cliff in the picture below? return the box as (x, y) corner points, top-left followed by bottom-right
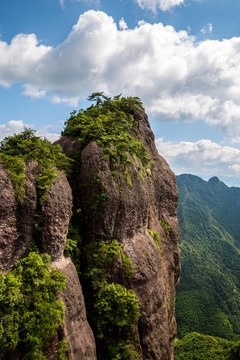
(0, 251), (66, 359)
(0, 128), (71, 203)
(62, 93), (150, 183)
(82, 240), (140, 359)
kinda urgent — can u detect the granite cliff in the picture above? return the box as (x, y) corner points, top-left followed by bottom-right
(0, 160), (96, 360)
(0, 95), (180, 360)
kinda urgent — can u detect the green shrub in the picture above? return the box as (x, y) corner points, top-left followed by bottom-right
(85, 240), (133, 285)
(95, 283), (141, 337)
(0, 156), (26, 202)
(147, 229), (162, 253)
(62, 94), (150, 185)
(0, 128), (71, 203)
(0, 252), (66, 359)
(108, 341), (139, 360)
(91, 173), (109, 212)
(64, 223), (82, 275)
(58, 338), (68, 360)
(83, 239), (140, 359)
(159, 219), (171, 235)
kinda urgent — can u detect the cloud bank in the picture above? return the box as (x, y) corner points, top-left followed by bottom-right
(136, 0), (185, 12)
(156, 138), (240, 179)
(0, 120), (61, 143)
(1, 11), (240, 139)
(0, 121), (29, 140)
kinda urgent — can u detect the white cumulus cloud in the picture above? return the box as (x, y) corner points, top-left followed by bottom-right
(155, 138), (240, 178)
(0, 33), (51, 87)
(0, 120), (61, 143)
(136, 0), (185, 12)
(0, 120), (31, 141)
(119, 17), (128, 30)
(21, 84), (46, 98)
(200, 23), (213, 34)
(36, 124), (62, 142)
(1, 11), (240, 139)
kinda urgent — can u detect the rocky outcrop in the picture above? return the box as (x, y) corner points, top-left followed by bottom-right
(53, 257), (97, 360)
(0, 161), (38, 272)
(58, 109), (180, 360)
(0, 162), (73, 272)
(1, 106), (180, 360)
(0, 161), (97, 359)
(40, 171), (72, 260)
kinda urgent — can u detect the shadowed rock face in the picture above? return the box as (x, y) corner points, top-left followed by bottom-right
(0, 162), (97, 360)
(0, 163), (72, 271)
(58, 109), (180, 360)
(40, 171), (72, 260)
(0, 162), (38, 272)
(52, 257), (97, 360)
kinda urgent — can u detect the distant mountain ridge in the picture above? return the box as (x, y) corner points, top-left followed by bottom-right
(176, 174), (240, 340)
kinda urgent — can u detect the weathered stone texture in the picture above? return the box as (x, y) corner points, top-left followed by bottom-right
(1, 106), (180, 360)
(58, 108), (180, 359)
(0, 162), (97, 359)
(40, 171), (72, 260)
(53, 257), (97, 360)
(0, 162), (38, 272)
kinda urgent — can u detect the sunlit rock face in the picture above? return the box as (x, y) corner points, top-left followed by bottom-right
(57, 108), (180, 360)
(0, 106), (180, 359)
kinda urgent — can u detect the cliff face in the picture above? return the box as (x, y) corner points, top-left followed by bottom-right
(0, 162), (97, 360)
(58, 108), (180, 359)
(0, 102), (180, 360)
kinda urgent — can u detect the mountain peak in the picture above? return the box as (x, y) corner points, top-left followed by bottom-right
(208, 176), (220, 183)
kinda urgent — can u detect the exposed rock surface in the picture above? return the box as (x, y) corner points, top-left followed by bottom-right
(0, 161), (38, 272)
(58, 109), (180, 360)
(0, 162), (73, 272)
(40, 171), (72, 260)
(1, 107), (180, 360)
(0, 162), (97, 359)
(53, 256), (97, 360)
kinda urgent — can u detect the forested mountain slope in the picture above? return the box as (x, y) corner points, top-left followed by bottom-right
(176, 174), (240, 340)
(174, 332), (240, 360)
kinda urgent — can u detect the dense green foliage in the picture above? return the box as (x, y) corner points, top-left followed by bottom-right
(159, 219), (171, 235)
(147, 229), (162, 253)
(95, 283), (140, 337)
(62, 94), (150, 184)
(176, 175), (240, 340)
(174, 332), (240, 360)
(0, 252), (66, 359)
(0, 128), (70, 202)
(82, 239), (140, 360)
(58, 339), (68, 360)
(64, 223), (82, 275)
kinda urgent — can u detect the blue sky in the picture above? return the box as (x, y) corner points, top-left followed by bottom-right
(1, 0), (240, 186)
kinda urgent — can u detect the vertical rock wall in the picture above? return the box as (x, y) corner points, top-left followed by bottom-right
(0, 107), (180, 360)
(58, 109), (180, 359)
(0, 162), (97, 360)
